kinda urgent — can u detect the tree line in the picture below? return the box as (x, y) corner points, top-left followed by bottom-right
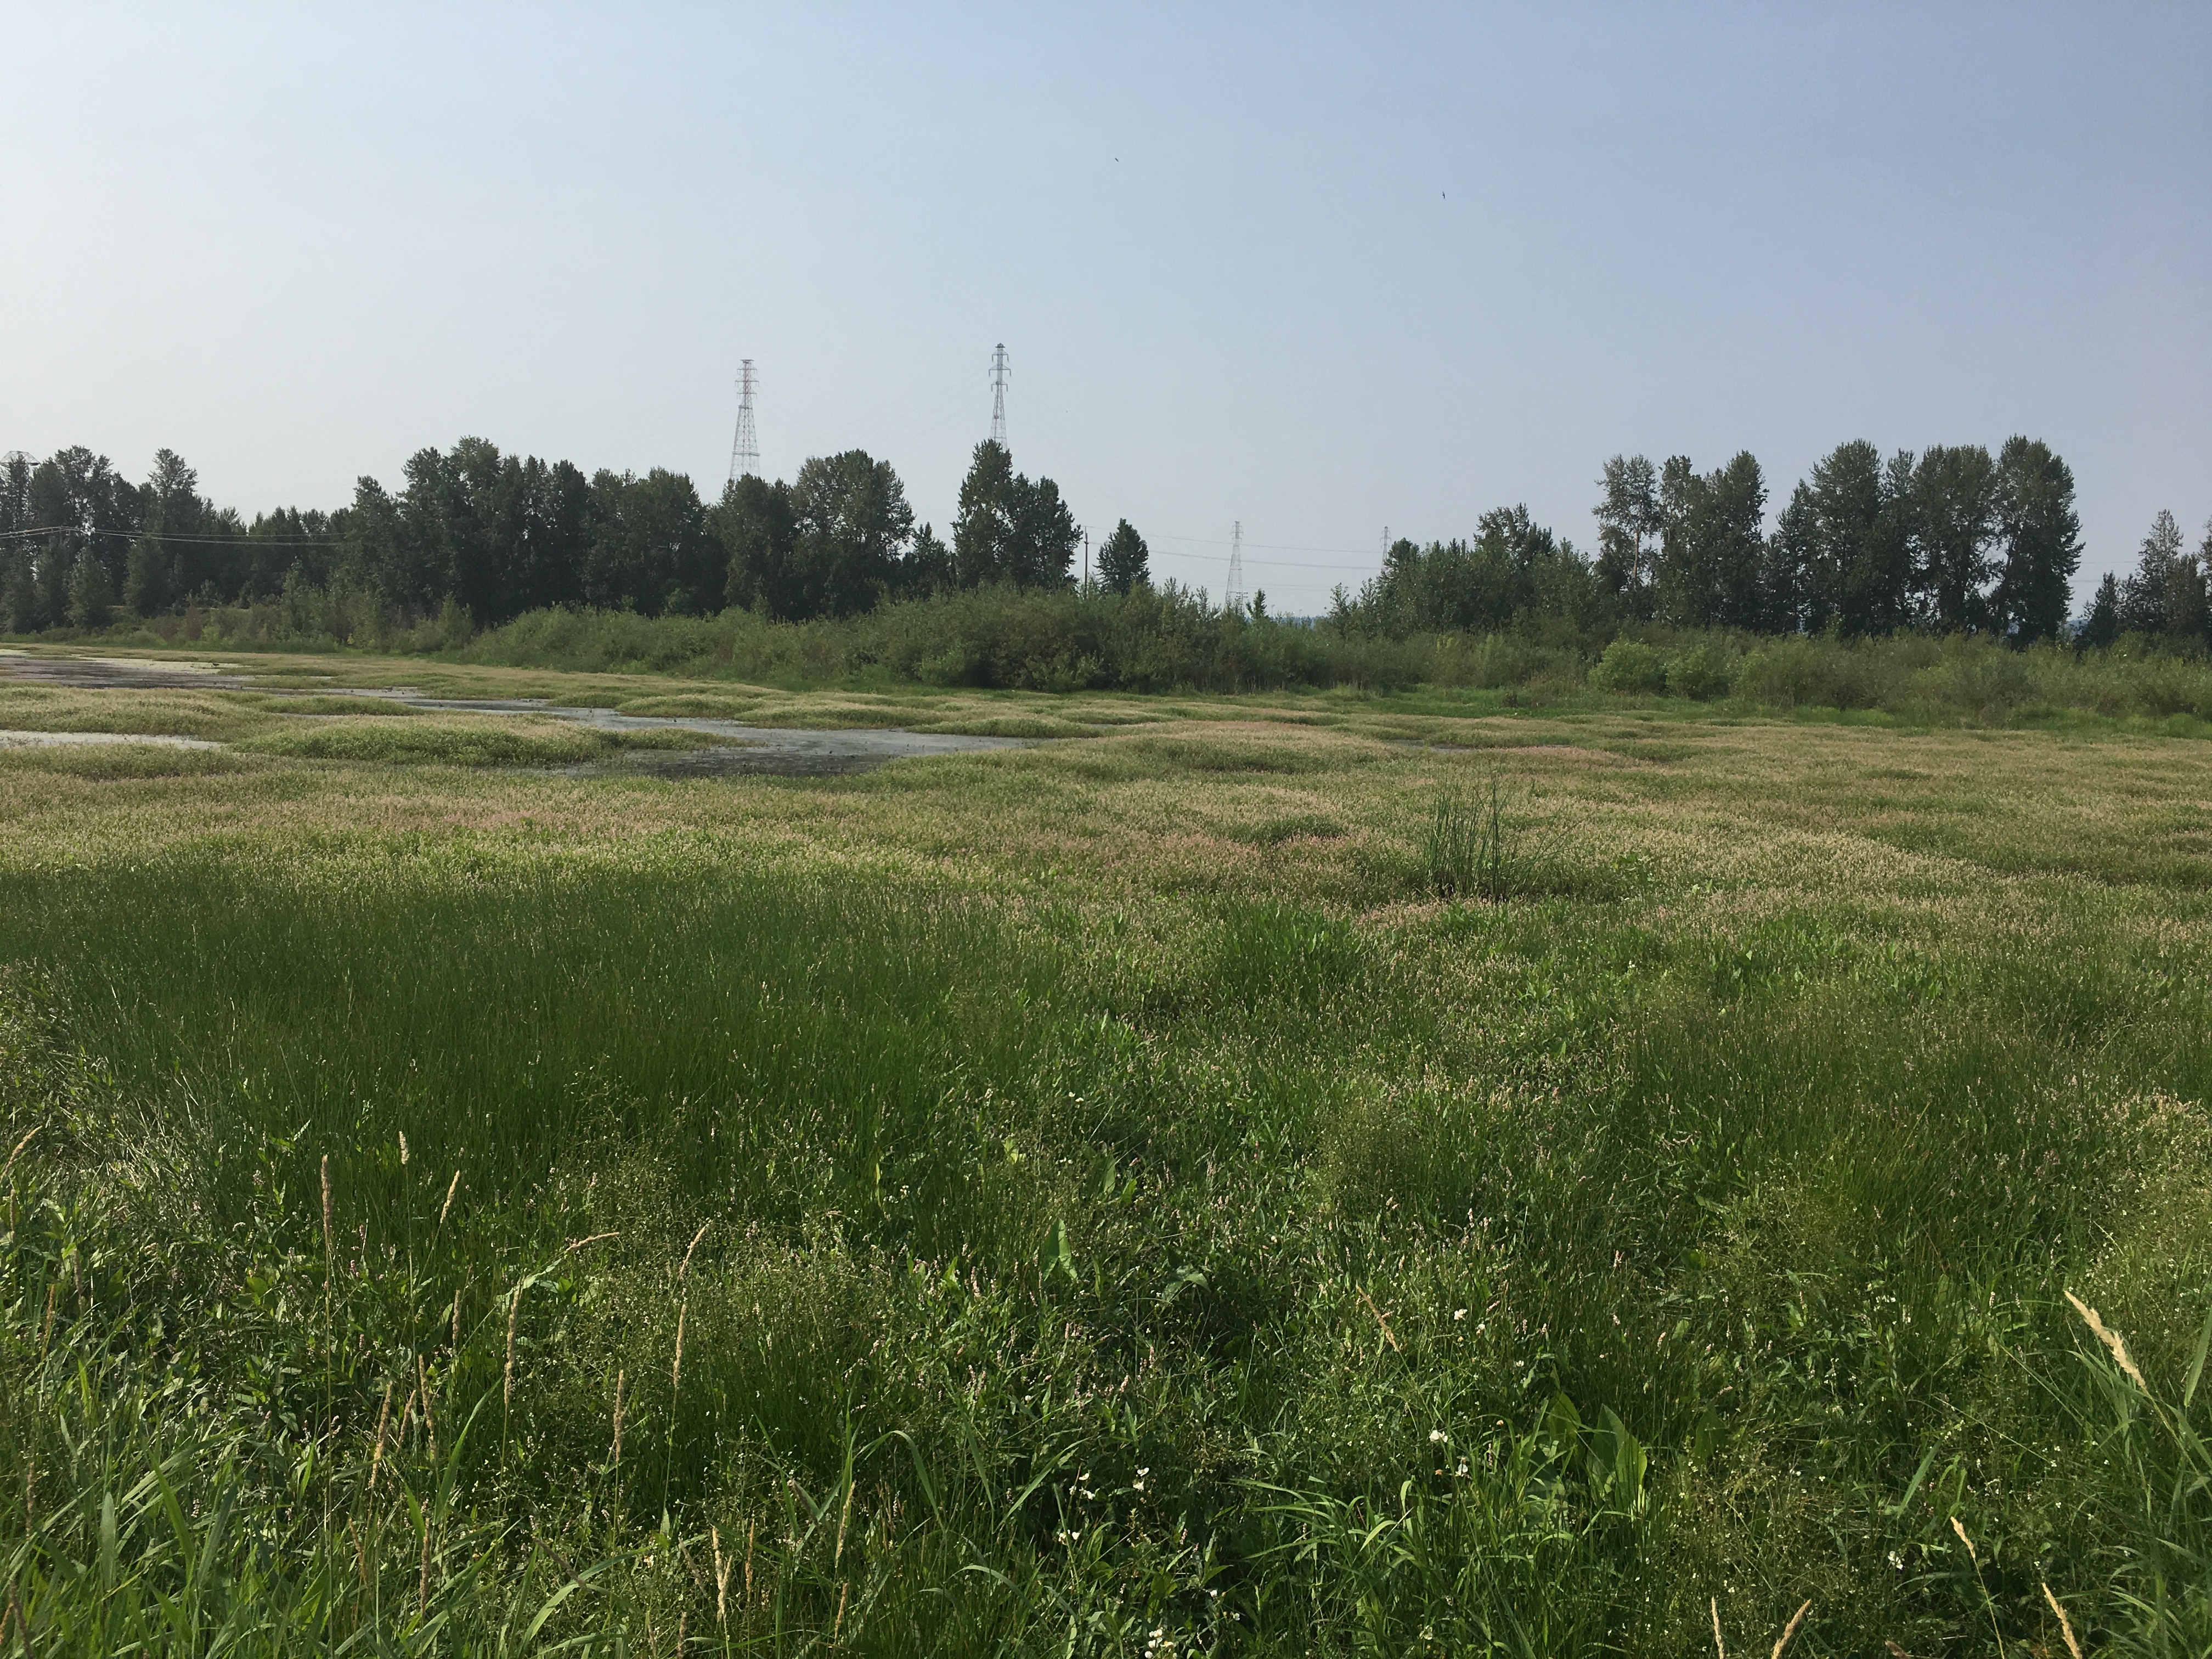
(0, 439), (1154, 633)
(1337, 436), (2189, 648)
(6, 430), (2208, 653)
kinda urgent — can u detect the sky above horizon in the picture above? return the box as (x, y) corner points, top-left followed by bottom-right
(2, 3), (2207, 613)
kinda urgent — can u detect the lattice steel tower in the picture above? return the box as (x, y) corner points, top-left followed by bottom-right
(727, 359), (759, 486)
(989, 343), (1010, 447)
(1226, 521), (1246, 613)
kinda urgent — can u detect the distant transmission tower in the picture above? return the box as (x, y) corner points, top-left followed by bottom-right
(727, 359), (759, 486)
(989, 343), (1010, 447)
(1226, 521), (1246, 613)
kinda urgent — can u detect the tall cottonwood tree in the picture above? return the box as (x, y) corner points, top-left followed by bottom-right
(952, 441), (1078, 589)
(1655, 452), (1767, 629)
(1770, 441), (1916, 636)
(1911, 444), (2000, 632)
(1097, 519), (1150, 594)
(1593, 454), (1662, 620)
(2119, 509), (2208, 643)
(1988, 436), (2082, 643)
(715, 474), (796, 614)
(784, 450), (915, 618)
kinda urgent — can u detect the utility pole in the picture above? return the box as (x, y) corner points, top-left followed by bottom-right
(727, 360), (759, 486)
(989, 344), (1010, 448)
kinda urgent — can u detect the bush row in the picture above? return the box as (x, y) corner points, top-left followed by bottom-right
(18, 584), (2212, 724)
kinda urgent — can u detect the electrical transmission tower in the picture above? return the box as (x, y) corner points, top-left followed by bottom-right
(1226, 521), (1246, 613)
(727, 359), (759, 486)
(989, 343), (1010, 447)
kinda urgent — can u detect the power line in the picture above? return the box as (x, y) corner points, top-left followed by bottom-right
(1153, 530), (1390, 558)
(0, 524), (338, 546)
(1148, 536), (1379, 573)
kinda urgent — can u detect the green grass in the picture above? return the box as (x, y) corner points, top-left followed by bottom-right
(229, 715), (712, 766)
(0, 668), (2207, 1654)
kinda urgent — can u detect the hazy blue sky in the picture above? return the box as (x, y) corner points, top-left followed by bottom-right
(3, 3), (2206, 611)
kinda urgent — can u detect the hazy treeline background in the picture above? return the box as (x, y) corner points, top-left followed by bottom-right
(5, 433), (2211, 707)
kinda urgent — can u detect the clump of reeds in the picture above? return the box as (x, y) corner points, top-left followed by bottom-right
(1424, 772), (1536, 902)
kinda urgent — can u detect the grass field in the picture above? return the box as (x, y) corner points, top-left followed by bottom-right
(0, 647), (2207, 1655)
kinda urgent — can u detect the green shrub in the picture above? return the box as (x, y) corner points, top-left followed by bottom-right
(1665, 643), (1733, 701)
(1590, 638), (1667, 695)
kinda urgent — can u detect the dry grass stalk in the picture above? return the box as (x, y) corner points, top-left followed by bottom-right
(504, 1285), (521, 1408)
(672, 1300), (688, 1396)
(1771, 1600), (1809, 1658)
(1711, 1596), (1725, 1658)
(1, 1125), (39, 1179)
(450, 1285), (462, 1352)
(565, 1231), (619, 1254)
(369, 1381), (394, 1492)
(680, 1221), (710, 1281)
(834, 1477), (855, 1571)
(2041, 1583), (2083, 1659)
(2066, 1289), (2148, 1392)
(417, 1353), (437, 1463)
(439, 1169), (461, 1227)
(744, 1518), (754, 1607)
(320, 1154), (333, 1262)
(713, 1525), (729, 1624)
(1355, 1286), (1401, 1352)
(1951, 1518), (2006, 1658)
(611, 1368), (626, 1468)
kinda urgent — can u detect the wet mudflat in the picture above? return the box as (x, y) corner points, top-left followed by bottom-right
(0, 651), (1035, 775)
(0, 651), (249, 691)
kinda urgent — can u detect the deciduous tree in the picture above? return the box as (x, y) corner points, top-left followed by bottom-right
(786, 450), (915, 618)
(1910, 444), (1999, 631)
(1097, 519), (1150, 594)
(1989, 436), (2082, 643)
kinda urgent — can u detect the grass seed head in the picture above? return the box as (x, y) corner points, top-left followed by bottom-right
(417, 1354), (437, 1462)
(1771, 1600), (1810, 1658)
(1, 1126), (38, 1180)
(2066, 1289), (2148, 1392)
(2041, 1583), (2083, 1659)
(370, 1381), (394, 1491)
(611, 1368), (625, 1468)
(672, 1300), (687, 1395)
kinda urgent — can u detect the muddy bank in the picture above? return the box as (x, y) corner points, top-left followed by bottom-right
(1, 652), (1038, 775)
